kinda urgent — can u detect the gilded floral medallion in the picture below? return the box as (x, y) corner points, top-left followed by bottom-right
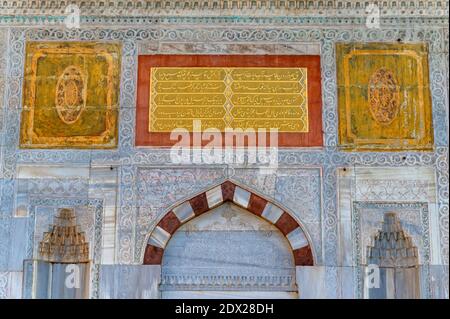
(55, 65), (87, 125)
(368, 68), (400, 126)
(336, 42), (433, 151)
(20, 42), (122, 149)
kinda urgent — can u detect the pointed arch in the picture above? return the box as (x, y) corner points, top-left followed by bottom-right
(143, 180), (315, 266)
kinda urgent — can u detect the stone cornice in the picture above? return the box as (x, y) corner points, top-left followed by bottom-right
(0, 15), (448, 27)
(0, 0), (448, 18)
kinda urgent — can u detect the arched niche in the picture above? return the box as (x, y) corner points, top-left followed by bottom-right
(142, 180), (316, 298)
(161, 202), (298, 298)
(143, 181), (315, 265)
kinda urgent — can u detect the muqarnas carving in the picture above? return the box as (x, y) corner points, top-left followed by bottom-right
(336, 43), (433, 151)
(20, 42), (121, 148)
(39, 208), (90, 263)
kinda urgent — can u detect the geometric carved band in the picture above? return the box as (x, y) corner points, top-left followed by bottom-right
(160, 274), (297, 292)
(143, 180), (314, 266)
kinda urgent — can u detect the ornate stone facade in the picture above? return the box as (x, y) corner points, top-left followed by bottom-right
(0, 0), (448, 299)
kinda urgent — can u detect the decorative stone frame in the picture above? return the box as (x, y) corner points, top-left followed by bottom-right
(143, 180), (315, 266)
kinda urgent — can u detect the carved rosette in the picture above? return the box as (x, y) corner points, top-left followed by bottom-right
(39, 208), (89, 263)
(55, 65), (87, 125)
(368, 68), (400, 125)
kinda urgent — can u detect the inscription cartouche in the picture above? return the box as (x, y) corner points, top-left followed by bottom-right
(149, 67), (308, 133)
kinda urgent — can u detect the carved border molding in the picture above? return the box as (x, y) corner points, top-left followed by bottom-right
(0, 16), (448, 27)
(160, 274), (297, 292)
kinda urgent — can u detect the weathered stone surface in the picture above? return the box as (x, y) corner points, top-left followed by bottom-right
(98, 265), (160, 299)
(161, 203), (297, 293)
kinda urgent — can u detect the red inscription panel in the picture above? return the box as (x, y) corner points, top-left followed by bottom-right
(136, 55), (323, 147)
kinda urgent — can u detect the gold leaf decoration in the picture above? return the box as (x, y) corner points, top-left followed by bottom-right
(368, 68), (400, 125)
(55, 65), (87, 125)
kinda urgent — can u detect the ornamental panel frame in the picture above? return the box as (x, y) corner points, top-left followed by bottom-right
(19, 41), (122, 149)
(336, 42), (434, 151)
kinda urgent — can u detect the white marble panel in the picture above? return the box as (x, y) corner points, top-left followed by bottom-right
(261, 203), (284, 224)
(233, 186), (251, 208)
(149, 226), (171, 249)
(427, 265), (449, 299)
(162, 204), (296, 292)
(287, 227), (308, 250)
(17, 165), (90, 179)
(172, 201), (195, 223)
(0, 271), (23, 299)
(8, 218), (28, 271)
(98, 265), (161, 299)
(152, 42), (320, 56)
(205, 185), (223, 208)
(296, 266), (328, 299)
(338, 168), (355, 266)
(89, 166), (118, 265)
(296, 266), (358, 299)
(51, 263), (90, 299)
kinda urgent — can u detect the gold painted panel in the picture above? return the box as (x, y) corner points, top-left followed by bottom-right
(149, 67), (308, 132)
(20, 41), (121, 149)
(336, 43), (433, 151)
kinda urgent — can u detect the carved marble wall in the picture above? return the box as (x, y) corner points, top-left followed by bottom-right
(0, 2), (448, 299)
